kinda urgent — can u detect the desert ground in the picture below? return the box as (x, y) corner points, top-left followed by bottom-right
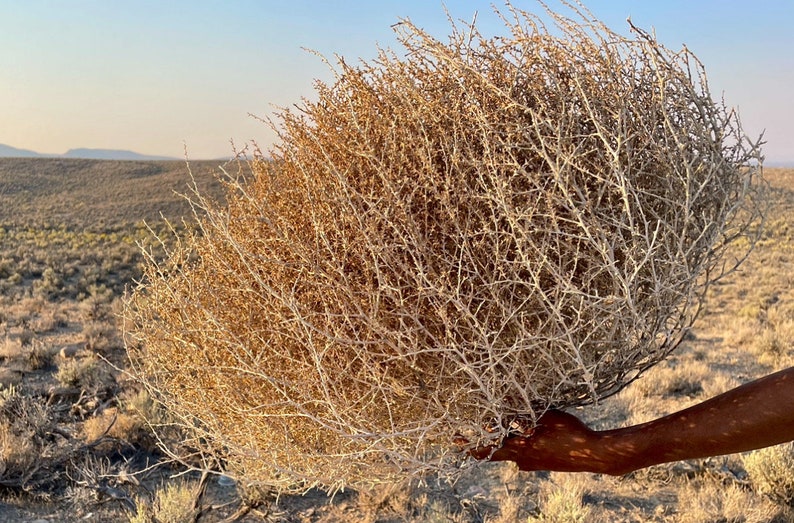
(0, 158), (792, 522)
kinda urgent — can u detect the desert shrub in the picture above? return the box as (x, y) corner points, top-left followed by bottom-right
(0, 392), (61, 490)
(742, 443), (794, 506)
(18, 325), (34, 347)
(30, 307), (67, 333)
(0, 335), (22, 362)
(82, 320), (117, 353)
(676, 479), (778, 523)
(126, 2), (764, 492)
(27, 339), (54, 370)
(82, 408), (140, 443)
(32, 266), (62, 298)
(128, 480), (201, 523)
(0, 383), (18, 410)
(532, 473), (594, 523)
(0, 422), (38, 484)
(79, 285), (114, 321)
(55, 354), (115, 394)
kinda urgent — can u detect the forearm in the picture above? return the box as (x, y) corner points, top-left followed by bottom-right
(481, 367), (794, 475)
(594, 367), (794, 475)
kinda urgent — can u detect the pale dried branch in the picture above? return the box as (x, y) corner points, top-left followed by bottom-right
(125, 0), (765, 494)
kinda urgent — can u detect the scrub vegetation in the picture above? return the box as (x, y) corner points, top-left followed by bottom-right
(1, 160), (794, 523)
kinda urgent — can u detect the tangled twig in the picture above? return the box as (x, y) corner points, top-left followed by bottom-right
(126, 1), (765, 493)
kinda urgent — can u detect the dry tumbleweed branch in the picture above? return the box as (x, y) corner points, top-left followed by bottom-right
(125, 2), (765, 493)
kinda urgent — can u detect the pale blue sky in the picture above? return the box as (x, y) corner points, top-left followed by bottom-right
(1, 1), (792, 162)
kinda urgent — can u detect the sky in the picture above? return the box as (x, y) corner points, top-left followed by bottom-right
(1, 1), (793, 163)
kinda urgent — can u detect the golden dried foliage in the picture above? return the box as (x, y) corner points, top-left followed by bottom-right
(125, 2), (764, 492)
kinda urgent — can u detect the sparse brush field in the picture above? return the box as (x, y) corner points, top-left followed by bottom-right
(0, 159), (793, 522)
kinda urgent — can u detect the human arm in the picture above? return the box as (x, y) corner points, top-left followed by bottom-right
(473, 366), (794, 475)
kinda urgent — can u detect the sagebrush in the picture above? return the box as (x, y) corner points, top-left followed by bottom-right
(126, 1), (764, 492)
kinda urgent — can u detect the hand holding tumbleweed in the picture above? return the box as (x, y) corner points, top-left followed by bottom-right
(470, 367), (794, 475)
(126, 1), (765, 493)
(465, 410), (610, 473)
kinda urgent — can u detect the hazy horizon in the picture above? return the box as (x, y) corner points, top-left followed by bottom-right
(2, 1), (792, 162)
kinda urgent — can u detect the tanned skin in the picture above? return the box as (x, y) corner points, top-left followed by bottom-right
(472, 367), (794, 475)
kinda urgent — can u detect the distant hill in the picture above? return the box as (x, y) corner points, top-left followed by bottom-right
(0, 143), (44, 158)
(764, 160), (794, 168)
(0, 157), (227, 229)
(61, 148), (176, 161)
(0, 143), (177, 161)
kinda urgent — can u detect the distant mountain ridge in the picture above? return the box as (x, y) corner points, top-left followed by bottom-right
(0, 143), (42, 158)
(0, 143), (176, 161)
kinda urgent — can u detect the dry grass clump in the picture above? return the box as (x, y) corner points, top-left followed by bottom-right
(742, 443), (794, 506)
(81, 407), (147, 450)
(128, 480), (202, 523)
(532, 473), (595, 523)
(0, 336), (22, 363)
(0, 423), (38, 484)
(0, 390), (61, 491)
(126, 2), (764, 492)
(26, 339), (54, 370)
(676, 479), (779, 523)
(55, 353), (115, 394)
(630, 359), (710, 400)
